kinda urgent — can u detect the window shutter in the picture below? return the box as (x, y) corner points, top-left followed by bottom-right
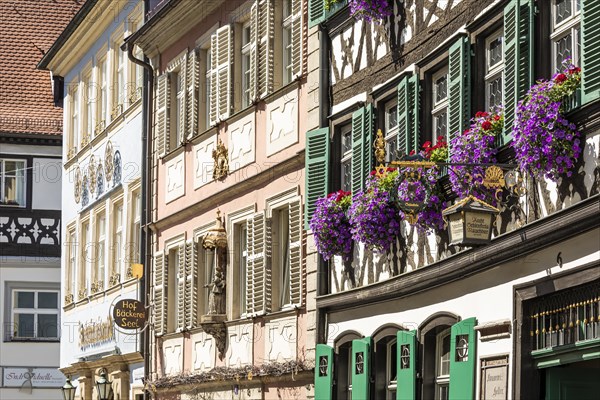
(582, 0), (600, 104)
(305, 127), (330, 229)
(288, 197), (302, 306)
(247, 211), (270, 315)
(257, 0), (274, 98)
(177, 243), (186, 331)
(308, 0), (325, 28)
(186, 50), (199, 139)
(352, 337), (372, 400)
(249, 2), (258, 102)
(502, 0), (533, 144)
(396, 330), (417, 400)
(216, 25), (233, 121)
(291, 0), (303, 78)
(155, 73), (170, 157)
(397, 74), (419, 156)
(448, 317), (477, 400)
(448, 36), (471, 149)
(363, 103), (374, 179)
(351, 105), (372, 194)
(315, 344), (334, 400)
(153, 252), (168, 336)
(177, 54), (188, 145)
(209, 31), (219, 126)
(185, 240), (198, 328)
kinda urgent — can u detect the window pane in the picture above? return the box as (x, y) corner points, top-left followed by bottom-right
(38, 314), (58, 338)
(440, 334), (451, 376)
(385, 138), (397, 163)
(555, 0), (572, 25)
(488, 36), (503, 67)
(15, 291), (35, 308)
(15, 313), (35, 337)
(386, 105), (398, 130)
(555, 33), (572, 71)
(342, 131), (352, 154)
(342, 160), (352, 192)
(38, 292), (58, 309)
(439, 385), (449, 400)
(434, 111), (448, 141)
(435, 75), (447, 103)
(487, 76), (503, 110)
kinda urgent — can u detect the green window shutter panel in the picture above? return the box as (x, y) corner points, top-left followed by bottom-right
(309, 0), (325, 28)
(352, 337), (372, 400)
(305, 127), (330, 230)
(351, 106), (366, 194)
(502, 0), (533, 145)
(396, 330), (417, 400)
(582, 0), (600, 104)
(407, 74), (420, 154)
(397, 75), (409, 156)
(448, 36), (471, 151)
(315, 344), (334, 400)
(363, 104), (374, 179)
(448, 317), (478, 400)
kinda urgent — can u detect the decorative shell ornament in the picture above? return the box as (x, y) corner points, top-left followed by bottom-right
(74, 166), (82, 204)
(105, 141), (114, 181)
(88, 155), (97, 195)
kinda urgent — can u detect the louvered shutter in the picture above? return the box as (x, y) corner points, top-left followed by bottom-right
(448, 36), (471, 150)
(352, 337), (372, 400)
(502, 0), (533, 144)
(177, 243), (186, 331)
(155, 73), (169, 157)
(216, 25), (233, 121)
(308, 0), (325, 28)
(305, 127), (330, 229)
(363, 103), (374, 179)
(209, 32), (219, 126)
(291, 0), (303, 78)
(351, 106), (372, 194)
(448, 317), (477, 400)
(178, 53), (188, 145)
(245, 216), (254, 314)
(397, 76), (409, 156)
(257, 0), (274, 98)
(185, 240), (198, 328)
(249, 2), (258, 102)
(288, 198), (302, 306)
(186, 50), (199, 139)
(247, 211), (270, 315)
(397, 330), (417, 400)
(397, 74), (419, 156)
(582, 0), (600, 104)
(153, 252), (168, 336)
(315, 344), (334, 400)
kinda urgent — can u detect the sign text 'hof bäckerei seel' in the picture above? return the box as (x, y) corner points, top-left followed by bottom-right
(113, 299), (146, 329)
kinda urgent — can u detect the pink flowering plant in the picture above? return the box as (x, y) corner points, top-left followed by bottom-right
(310, 190), (353, 261)
(349, 0), (392, 22)
(512, 61), (582, 181)
(348, 171), (402, 251)
(449, 110), (504, 204)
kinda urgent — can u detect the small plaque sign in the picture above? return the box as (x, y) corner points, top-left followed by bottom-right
(465, 212), (492, 241)
(480, 355), (509, 400)
(113, 299), (146, 330)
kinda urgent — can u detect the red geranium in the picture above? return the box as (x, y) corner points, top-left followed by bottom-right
(481, 120), (492, 130)
(555, 73), (568, 83)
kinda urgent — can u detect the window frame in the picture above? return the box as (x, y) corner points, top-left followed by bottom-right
(384, 99), (399, 163)
(112, 200), (124, 283)
(93, 210), (107, 293)
(484, 29), (504, 111)
(550, 0), (581, 72)
(111, 29), (127, 117)
(282, 0), (294, 85)
(435, 328), (451, 400)
(9, 288), (60, 341)
(340, 123), (353, 193)
(241, 20), (253, 108)
(65, 224), (77, 303)
(431, 67), (449, 145)
(79, 216), (91, 300)
(95, 50), (109, 134)
(0, 158), (27, 208)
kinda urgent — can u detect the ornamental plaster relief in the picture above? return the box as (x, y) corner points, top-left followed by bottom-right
(192, 331), (215, 372)
(228, 113), (255, 172)
(193, 135), (216, 189)
(265, 316), (297, 362)
(266, 90), (298, 156)
(163, 338), (183, 376)
(225, 324), (253, 368)
(165, 152), (185, 203)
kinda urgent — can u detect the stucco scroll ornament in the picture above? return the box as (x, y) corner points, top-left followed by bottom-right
(212, 139), (229, 180)
(88, 155), (97, 195)
(105, 140), (114, 182)
(74, 166), (82, 204)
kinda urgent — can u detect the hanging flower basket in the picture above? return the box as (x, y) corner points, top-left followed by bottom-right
(449, 110), (503, 205)
(348, 0), (392, 22)
(310, 190), (353, 261)
(348, 172), (402, 252)
(512, 60), (582, 181)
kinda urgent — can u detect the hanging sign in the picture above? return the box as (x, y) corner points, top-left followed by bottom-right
(113, 299), (146, 329)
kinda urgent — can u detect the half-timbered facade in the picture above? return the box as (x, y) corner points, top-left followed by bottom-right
(127, 0), (315, 398)
(307, 0), (600, 399)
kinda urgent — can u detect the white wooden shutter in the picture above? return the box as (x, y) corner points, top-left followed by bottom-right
(155, 73), (170, 157)
(245, 216), (254, 314)
(177, 243), (186, 331)
(178, 53), (188, 145)
(153, 252), (168, 336)
(185, 240), (198, 328)
(216, 25), (233, 121)
(186, 50), (199, 139)
(288, 197), (302, 305)
(247, 211), (271, 315)
(249, 3), (258, 103)
(257, 0), (274, 98)
(209, 32), (219, 126)
(290, 0), (303, 79)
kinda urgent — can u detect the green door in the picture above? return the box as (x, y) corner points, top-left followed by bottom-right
(545, 368), (597, 400)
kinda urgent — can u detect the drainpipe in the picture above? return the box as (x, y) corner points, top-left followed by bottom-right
(124, 39), (154, 400)
(317, 22), (331, 345)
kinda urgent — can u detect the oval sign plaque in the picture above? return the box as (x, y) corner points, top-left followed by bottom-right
(113, 299), (146, 329)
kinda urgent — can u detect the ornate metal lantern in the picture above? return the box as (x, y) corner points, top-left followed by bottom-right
(202, 210), (228, 250)
(442, 195), (500, 246)
(95, 369), (113, 400)
(61, 377), (76, 400)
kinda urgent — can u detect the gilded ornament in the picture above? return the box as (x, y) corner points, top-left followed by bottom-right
(105, 141), (114, 181)
(374, 129), (386, 164)
(212, 139), (229, 180)
(74, 166), (82, 204)
(88, 155), (97, 195)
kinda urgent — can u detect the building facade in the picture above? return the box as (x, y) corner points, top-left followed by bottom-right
(126, 0), (317, 398)
(306, 0), (600, 399)
(0, 1), (76, 398)
(38, 1), (147, 399)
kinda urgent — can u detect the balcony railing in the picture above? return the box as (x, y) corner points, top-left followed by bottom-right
(0, 209), (61, 257)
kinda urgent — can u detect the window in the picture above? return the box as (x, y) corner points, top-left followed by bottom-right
(173, 69), (185, 146)
(340, 124), (352, 192)
(65, 227), (77, 303)
(203, 47), (212, 130)
(167, 247), (181, 333)
(203, 245), (215, 315)
(113, 37), (126, 116)
(130, 192), (141, 264)
(96, 55), (108, 133)
(128, 15), (144, 105)
(282, 0), (294, 84)
(112, 202), (123, 282)
(84, 70), (94, 142)
(241, 22), (253, 108)
(79, 220), (90, 299)
(338, 343), (353, 399)
(551, 0), (581, 71)
(274, 207), (291, 308)
(238, 223), (248, 315)
(435, 330), (451, 400)
(93, 212), (106, 293)
(71, 84), (80, 151)
(384, 101), (398, 162)
(375, 334), (398, 400)
(431, 68), (449, 144)
(0, 159), (26, 207)
(485, 30), (504, 111)
(11, 290), (59, 339)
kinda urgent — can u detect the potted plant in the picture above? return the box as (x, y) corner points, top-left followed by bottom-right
(310, 190), (354, 261)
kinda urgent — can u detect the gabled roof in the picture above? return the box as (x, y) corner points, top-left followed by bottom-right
(0, 0), (83, 137)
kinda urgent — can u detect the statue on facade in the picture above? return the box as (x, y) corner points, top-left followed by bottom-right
(212, 139), (229, 180)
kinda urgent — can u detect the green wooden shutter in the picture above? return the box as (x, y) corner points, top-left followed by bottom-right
(502, 0), (533, 144)
(351, 106), (365, 194)
(305, 127), (330, 229)
(397, 75), (409, 156)
(396, 330), (417, 400)
(582, 0), (600, 104)
(352, 337), (372, 400)
(363, 104), (374, 181)
(309, 0), (325, 28)
(315, 344), (334, 400)
(448, 317), (477, 400)
(397, 74), (420, 157)
(448, 36), (471, 150)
